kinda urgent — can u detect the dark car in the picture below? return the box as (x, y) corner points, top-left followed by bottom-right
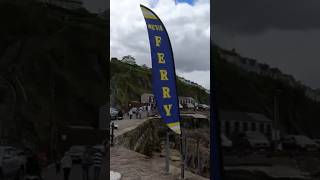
(117, 110), (123, 120)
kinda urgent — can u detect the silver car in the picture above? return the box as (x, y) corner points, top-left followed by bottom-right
(0, 146), (24, 178)
(110, 107), (119, 120)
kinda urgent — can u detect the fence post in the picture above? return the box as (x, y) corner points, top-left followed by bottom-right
(197, 138), (201, 175)
(165, 128), (170, 174)
(111, 122), (114, 146)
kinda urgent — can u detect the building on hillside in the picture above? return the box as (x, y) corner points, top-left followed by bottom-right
(140, 93), (197, 109)
(305, 88), (320, 102)
(141, 64), (149, 69)
(110, 57), (118, 62)
(141, 93), (155, 105)
(220, 111), (273, 138)
(98, 9), (108, 20)
(121, 55), (136, 65)
(179, 96), (195, 105)
(48, 0), (83, 10)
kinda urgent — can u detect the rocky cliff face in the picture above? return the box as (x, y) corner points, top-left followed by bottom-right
(115, 117), (210, 178)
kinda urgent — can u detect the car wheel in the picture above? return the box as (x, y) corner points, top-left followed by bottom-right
(15, 167), (24, 180)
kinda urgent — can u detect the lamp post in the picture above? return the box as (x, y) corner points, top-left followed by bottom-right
(273, 89), (282, 149)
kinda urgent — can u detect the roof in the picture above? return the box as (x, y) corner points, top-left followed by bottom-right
(247, 113), (272, 122)
(219, 110), (272, 123)
(141, 93), (153, 96)
(181, 113), (208, 119)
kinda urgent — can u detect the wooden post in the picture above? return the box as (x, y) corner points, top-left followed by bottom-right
(180, 129), (185, 179)
(111, 122), (114, 146)
(165, 128), (170, 174)
(197, 138), (201, 175)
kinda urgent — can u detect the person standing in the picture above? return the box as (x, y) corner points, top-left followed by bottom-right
(82, 148), (92, 180)
(138, 107), (143, 119)
(25, 153), (42, 178)
(129, 108), (133, 119)
(93, 150), (103, 180)
(61, 152), (72, 180)
(54, 155), (61, 175)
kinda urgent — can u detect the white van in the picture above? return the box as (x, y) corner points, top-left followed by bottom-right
(245, 131), (270, 149)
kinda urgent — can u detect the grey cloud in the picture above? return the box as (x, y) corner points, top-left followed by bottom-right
(213, 0), (320, 35)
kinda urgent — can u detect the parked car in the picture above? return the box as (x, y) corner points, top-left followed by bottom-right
(197, 104), (209, 111)
(283, 135), (319, 151)
(117, 110), (123, 120)
(0, 146), (24, 178)
(244, 131), (270, 149)
(17, 149), (27, 172)
(221, 134), (233, 151)
(110, 107), (119, 120)
(68, 145), (86, 163)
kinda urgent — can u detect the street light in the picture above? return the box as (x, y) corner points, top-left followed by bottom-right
(273, 89), (282, 149)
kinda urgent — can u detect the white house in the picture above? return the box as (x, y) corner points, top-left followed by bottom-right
(220, 111), (273, 138)
(121, 55), (136, 65)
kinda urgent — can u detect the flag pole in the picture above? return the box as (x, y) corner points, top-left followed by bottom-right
(140, 4), (185, 178)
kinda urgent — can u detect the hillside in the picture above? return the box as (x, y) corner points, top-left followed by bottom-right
(0, 0), (109, 150)
(213, 45), (320, 138)
(110, 59), (209, 109)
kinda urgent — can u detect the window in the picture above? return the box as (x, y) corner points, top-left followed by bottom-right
(243, 122), (248, 132)
(267, 124), (271, 134)
(225, 121), (230, 136)
(251, 122), (256, 131)
(260, 123), (264, 133)
(234, 122), (240, 132)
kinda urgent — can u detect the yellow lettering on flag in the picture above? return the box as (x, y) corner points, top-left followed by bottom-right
(155, 36), (161, 47)
(160, 69), (168, 80)
(163, 104), (172, 116)
(157, 53), (165, 64)
(162, 87), (171, 98)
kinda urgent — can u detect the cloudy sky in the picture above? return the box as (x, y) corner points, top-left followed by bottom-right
(213, 0), (320, 89)
(110, 0), (210, 90)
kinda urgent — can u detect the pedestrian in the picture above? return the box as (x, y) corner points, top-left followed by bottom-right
(55, 155), (61, 175)
(135, 108), (138, 119)
(25, 152), (42, 178)
(82, 148), (92, 180)
(129, 109), (133, 119)
(93, 150), (103, 180)
(138, 107), (143, 119)
(61, 152), (72, 180)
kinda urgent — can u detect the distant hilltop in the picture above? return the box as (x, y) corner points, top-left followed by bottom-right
(110, 57), (209, 108)
(216, 46), (320, 102)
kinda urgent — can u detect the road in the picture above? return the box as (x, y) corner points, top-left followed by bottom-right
(112, 116), (149, 138)
(111, 146), (208, 180)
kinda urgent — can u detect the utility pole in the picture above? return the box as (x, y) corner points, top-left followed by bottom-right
(50, 62), (56, 161)
(273, 89), (281, 149)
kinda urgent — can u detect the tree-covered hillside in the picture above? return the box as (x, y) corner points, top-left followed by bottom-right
(0, 0), (108, 150)
(110, 59), (209, 109)
(213, 45), (320, 138)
